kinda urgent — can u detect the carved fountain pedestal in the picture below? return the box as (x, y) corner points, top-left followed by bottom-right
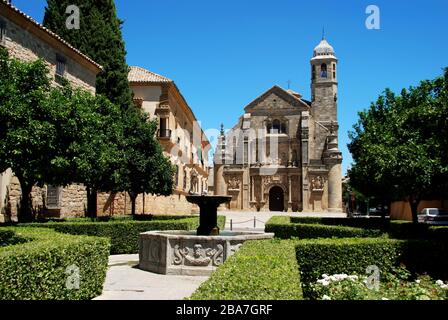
(138, 195), (274, 276)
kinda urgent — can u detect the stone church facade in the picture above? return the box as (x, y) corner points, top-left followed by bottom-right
(214, 38), (343, 212)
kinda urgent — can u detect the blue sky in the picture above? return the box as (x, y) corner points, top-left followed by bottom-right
(11, 0), (448, 174)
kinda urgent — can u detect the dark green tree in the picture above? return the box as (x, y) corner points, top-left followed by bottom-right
(43, 0), (135, 216)
(348, 69), (448, 223)
(116, 109), (175, 215)
(0, 49), (67, 221)
(43, 0), (133, 109)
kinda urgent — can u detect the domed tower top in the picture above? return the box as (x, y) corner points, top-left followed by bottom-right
(312, 37), (337, 61)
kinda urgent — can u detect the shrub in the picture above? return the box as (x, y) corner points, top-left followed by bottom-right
(265, 216), (384, 239)
(388, 221), (429, 239)
(290, 217), (389, 230)
(189, 239), (302, 300)
(0, 229), (28, 247)
(0, 227), (110, 300)
(311, 272), (448, 300)
(400, 239), (448, 281)
(295, 237), (404, 298)
(23, 215), (226, 254)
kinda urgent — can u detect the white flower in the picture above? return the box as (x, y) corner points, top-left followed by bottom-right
(322, 295), (331, 300)
(381, 297), (389, 300)
(348, 275), (359, 281)
(322, 274), (329, 279)
(440, 284), (448, 289)
(415, 280), (421, 284)
(436, 280), (444, 286)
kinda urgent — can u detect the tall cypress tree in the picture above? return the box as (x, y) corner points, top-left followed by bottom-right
(43, 0), (133, 109)
(44, 0), (134, 216)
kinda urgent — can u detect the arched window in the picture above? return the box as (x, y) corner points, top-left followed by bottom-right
(266, 121), (272, 133)
(281, 122), (287, 134)
(174, 165), (179, 187)
(320, 63), (327, 78)
(332, 63), (336, 79)
(312, 65), (316, 80)
(272, 119), (281, 133)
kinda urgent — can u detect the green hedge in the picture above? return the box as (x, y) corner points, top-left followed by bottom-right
(0, 227), (110, 300)
(23, 215), (226, 254)
(265, 216), (384, 239)
(295, 236), (448, 299)
(290, 216), (389, 230)
(190, 239), (302, 300)
(295, 237), (404, 298)
(35, 214), (197, 223)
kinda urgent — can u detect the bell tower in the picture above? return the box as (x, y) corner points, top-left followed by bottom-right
(310, 36), (338, 122)
(309, 36), (343, 212)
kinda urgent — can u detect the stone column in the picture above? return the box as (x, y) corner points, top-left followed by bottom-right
(328, 163), (342, 212)
(260, 177), (264, 202)
(288, 176), (292, 212)
(250, 176), (255, 202)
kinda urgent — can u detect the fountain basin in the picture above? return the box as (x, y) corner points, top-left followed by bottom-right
(139, 230), (274, 276)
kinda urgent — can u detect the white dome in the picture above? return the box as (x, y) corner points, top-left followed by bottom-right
(313, 39), (335, 57)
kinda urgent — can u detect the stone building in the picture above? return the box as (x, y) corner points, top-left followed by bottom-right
(0, 1), (102, 222)
(214, 38), (343, 212)
(0, 1), (210, 221)
(98, 66), (211, 215)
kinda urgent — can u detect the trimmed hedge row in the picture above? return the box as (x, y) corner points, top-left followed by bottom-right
(24, 215), (226, 254)
(295, 237), (404, 298)
(190, 239), (302, 300)
(290, 216), (389, 230)
(295, 237), (448, 299)
(265, 216), (384, 239)
(0, 227), (110, 300)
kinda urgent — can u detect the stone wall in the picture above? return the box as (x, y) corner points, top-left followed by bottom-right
(0, 12), (97, 93)
(96, 191), (196, 216)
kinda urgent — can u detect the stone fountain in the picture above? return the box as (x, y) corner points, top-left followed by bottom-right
(138, 195), (274, 276)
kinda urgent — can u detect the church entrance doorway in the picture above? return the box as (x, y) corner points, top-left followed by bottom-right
(269, 186), (284, 212)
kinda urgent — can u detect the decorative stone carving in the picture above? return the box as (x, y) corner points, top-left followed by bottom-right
(173, 244), (224, 267)
(226, 175), (241, 191)
(263, 175), (285, 188)
(311, 176), (324, 192)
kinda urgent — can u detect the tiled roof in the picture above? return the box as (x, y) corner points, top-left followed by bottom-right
(1, 0), (102, 70)
(128, 66), (172, 83)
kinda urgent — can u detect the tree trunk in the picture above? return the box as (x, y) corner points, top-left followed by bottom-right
(409, 194), (420, 224)
(86, 186), (98, 218)
(17, 176), (33, 223)
(129, 193), (137, 216)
